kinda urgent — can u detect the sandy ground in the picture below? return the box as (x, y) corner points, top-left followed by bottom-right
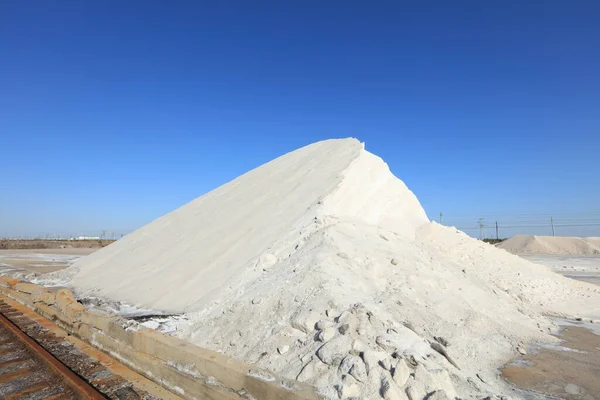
(0, 239), (114, 250)
(0, 248), (96, 275)
(501, 255), (600, 399)
(502, 321), (600, 400)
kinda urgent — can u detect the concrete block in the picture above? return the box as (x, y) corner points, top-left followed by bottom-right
(64, 301), (86, 323)
(0, 277), (20, 288)
(55, 289), (76, 312)
(1, 287), (35, 308)
(80, 309), (114, 332)
(14, 283), (47, 295)
(33, 303), (60, 320)
(32, 292), (56, 305)
(81, 309), (144, 348)
(90, 329), (237, 400)
(1, 283), (317, 400)
(134, 330), (315, 400)
(107, 319), (140, 347)
(74, 321), (93, 342)
(34, 303), (70, 329)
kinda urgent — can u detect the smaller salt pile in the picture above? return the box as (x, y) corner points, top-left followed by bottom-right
(498, 235), (600, 255)
(60, 139), (600, 400)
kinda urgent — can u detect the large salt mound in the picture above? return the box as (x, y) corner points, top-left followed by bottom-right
(69, 138), (428, 312)
(62, 138), (600, 399)
(173, 221), (600, 399)
(498, 234), (600, 255)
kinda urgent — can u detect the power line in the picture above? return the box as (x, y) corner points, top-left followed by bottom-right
(478, 218), (486, 239)
(449, 216), (600, 222)
(457, 223), (600, 230)
(446, 211), (600, 219)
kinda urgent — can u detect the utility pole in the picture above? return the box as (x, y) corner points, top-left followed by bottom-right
(439, 212), (443, 225)
(495, 221), (499, 240)
(550, 217), (555, 236)
(478, 218), (486, 239)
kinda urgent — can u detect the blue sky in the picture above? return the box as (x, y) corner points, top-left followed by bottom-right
(1, 1), (599, 238)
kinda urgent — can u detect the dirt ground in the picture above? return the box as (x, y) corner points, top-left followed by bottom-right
(503, 323), (600, 400)
(0, 239), (114, 250)
(0, 248), (98, 275)
(0, 240), (110, 275)
(502, 254), (600, 400)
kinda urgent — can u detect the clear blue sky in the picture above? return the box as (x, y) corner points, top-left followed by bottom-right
(1, 1), (599, 239)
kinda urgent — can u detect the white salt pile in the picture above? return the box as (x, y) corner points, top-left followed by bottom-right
(498, 235), (600, 255)
(59, 138), (600, 400)
(68, 139), (426, 312)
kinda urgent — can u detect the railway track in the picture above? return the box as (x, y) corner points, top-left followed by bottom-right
(0, 298), (172, 400)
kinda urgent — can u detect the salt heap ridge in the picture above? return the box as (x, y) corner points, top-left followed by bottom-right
(498, 234), (600, 255)
(66, 138), (600, 399)
(70, 138), (427, 312)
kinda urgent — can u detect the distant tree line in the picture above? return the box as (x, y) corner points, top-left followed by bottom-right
(482, 238), (506, 244)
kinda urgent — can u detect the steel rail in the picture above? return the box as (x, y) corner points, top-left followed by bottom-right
(0, 311), (106, 400)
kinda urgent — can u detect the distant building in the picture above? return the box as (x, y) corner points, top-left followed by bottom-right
(69, 236), (101, 241)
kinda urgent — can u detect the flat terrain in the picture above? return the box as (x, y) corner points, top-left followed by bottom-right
(520, 254), (600, 286)
(0, 248), (97, 275)
(0, 239), (114, 250)
(502, 254), (600, 399)
(0, 239), (109, 275)
(503, 322), (600, 400)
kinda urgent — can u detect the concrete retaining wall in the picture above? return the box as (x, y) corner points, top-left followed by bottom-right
(0, 277), (317, 400)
